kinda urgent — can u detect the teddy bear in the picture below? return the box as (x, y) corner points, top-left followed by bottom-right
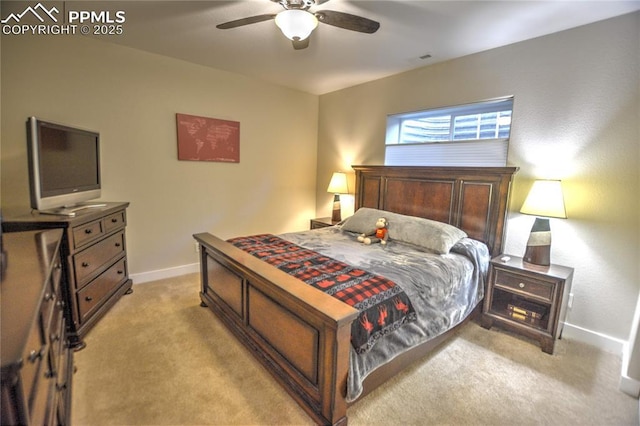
(357, 217), (389, 245)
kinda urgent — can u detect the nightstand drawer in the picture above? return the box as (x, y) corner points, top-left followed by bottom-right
(494, 269), (553, 301)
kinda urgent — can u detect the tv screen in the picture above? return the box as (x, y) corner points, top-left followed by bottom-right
(27, 117), (102, 213)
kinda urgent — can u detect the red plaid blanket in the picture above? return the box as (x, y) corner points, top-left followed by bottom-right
(228, 234), (416, 354)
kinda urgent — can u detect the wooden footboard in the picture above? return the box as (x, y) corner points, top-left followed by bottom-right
(194, 233), (359, 426)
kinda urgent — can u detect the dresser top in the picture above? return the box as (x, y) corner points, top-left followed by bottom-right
(2, 202), (129, 229)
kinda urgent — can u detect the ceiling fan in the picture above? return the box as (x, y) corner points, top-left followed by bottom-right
(216, 0), (380, 50)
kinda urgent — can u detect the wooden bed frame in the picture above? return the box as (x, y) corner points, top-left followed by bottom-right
(194, 166), (518, 425)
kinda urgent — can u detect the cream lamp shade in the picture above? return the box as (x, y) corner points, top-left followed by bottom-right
(275, 10), (318, 41)
(520, 179), (566, 266)
(327, 172), (348, 223)
(520, 180), (567, 219)
(327, 172), (349, 195)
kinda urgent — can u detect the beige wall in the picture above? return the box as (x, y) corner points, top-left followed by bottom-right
(316, 13), (640, 344)
(1, 35), (319, 274)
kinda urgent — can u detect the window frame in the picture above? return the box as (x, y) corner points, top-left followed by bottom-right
(386, 97), (514, 146)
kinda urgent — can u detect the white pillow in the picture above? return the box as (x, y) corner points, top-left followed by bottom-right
(341, 207), (467, 254)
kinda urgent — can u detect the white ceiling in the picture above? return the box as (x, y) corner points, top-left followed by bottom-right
(6, 1), (640, 94)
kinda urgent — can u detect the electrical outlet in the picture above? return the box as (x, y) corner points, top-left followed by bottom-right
(194, 241), (200, 253)
(568, 293), (574, 309)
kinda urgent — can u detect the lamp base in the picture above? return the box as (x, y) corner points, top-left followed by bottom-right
(331, 194), (341, 223)
(523, 217), (551, 266)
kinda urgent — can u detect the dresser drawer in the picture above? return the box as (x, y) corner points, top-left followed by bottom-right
(104, 211), (126, 233)
(55, 346), (72, 424)
(40, 278), (57, 334)
(28, 362), (54, 426)
(55, 332), (71, 390)
(48, 306), (65, 376)
(50, 257), (63, 295)
(494, 269), (554, 301)
(73, 232), (126, 287)
(77, 258), (128, 322)
(72, 219), (105, 249)
(20, 317), (47, 408)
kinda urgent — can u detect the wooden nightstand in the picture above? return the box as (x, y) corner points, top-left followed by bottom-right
(310, 217), (335, 229)
(481, 255), (574, 354)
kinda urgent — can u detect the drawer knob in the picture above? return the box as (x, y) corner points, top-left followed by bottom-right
(115, 242), (121, 247)
(85, 229), (92, 234)
(111, 218), (118, 223)
(28, 348), (44, 363)
(519, 282), (525, 289)
(85, 296), (93, 302)
(82, 262), (89, 268)
(117, 270), (124, 275)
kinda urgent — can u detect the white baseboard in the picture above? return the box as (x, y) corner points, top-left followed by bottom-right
(129, 263), (199, 284)
(620, 341), (640, 397)
(620, 373), (640, 397)
(562, 322), (626, 355)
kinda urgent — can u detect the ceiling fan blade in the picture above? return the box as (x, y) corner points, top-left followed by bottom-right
(292, 37), (310, 50)
(216, 14), (276, 30)
(315, 10), (380, 34)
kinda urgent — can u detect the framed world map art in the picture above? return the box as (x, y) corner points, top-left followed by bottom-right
(176, 113), (240, 162)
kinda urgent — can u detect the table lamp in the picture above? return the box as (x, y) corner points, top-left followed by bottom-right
(326, 172), (349, 223)
(519, 179), (567, 266)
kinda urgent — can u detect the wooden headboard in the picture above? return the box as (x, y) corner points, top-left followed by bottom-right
(352, 166), (519, 255)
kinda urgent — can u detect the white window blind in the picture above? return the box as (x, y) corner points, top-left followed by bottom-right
(385, 97), (513, 166)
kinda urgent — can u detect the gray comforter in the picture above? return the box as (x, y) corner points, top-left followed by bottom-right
(280, 225), (489, 401)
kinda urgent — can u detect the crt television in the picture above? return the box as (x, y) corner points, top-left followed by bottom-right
(27, 117), (102, 215)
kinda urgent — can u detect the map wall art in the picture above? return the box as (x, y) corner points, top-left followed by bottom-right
(176, 113), (240, 163)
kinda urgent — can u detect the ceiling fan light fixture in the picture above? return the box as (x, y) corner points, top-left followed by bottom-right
(275, 9), (318, 41)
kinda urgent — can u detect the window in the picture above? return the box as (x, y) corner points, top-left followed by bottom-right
(385, 97), (513, 166)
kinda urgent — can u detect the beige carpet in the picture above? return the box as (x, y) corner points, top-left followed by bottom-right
(72, 273), (638, 425)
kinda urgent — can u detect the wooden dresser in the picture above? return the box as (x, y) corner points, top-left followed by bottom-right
(1, 229), (74, 425)
(2, 202), (133, 350)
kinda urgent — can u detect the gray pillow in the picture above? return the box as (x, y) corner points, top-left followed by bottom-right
(341, 207), (467, 254)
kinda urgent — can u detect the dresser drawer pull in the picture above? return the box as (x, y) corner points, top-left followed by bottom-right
(28, 348), (44, 363)
(85, 296), (93, 302)
(519, 282), (525, 289)
(117, 270), (124, 275)
(85, 229), (92, 234)
(111, 218), (119, 223)
(82, 262), (90, 268)
(115, 242), (121, 247)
